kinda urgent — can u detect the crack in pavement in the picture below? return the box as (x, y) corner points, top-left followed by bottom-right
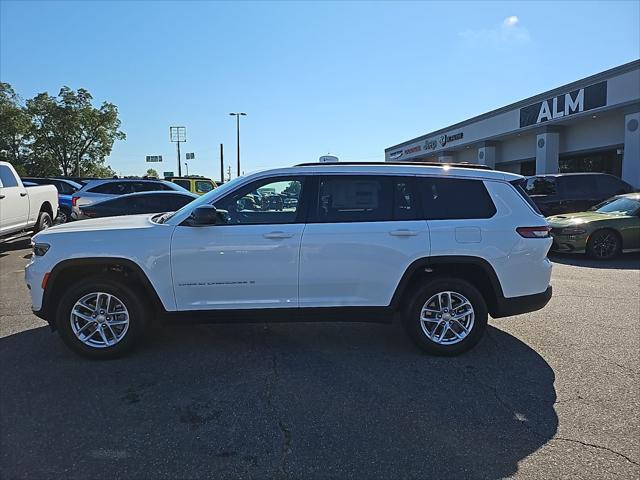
(549, 437), (640, 467)
(464, 330), (639, 469)
(261, 325), (292, 480)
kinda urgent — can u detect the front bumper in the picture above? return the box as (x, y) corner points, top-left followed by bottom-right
(492, 286), (552, 318)
(549, 232), (588, 254)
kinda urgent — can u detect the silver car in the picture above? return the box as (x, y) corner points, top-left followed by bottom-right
(71, 179), (188, 220)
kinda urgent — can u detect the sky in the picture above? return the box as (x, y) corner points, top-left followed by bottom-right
(1, 0), (639, 180)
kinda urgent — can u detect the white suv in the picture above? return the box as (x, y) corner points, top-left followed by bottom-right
(25, 163), (553, 358)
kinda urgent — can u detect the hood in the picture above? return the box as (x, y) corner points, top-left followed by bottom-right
(34, 214), (158, 238)
(547, 211), (628, 226)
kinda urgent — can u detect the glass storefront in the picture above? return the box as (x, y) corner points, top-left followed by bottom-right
(559, 149), (623, 177)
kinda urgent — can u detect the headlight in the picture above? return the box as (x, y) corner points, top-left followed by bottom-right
(33, 243), (50, 256)
(560, 227), (587, 235)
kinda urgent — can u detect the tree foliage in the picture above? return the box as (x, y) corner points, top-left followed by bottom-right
(146, 168), (159, 178)
(0, 83), (124, 177)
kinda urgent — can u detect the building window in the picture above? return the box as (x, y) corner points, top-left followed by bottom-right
(559, 149), (622, 177)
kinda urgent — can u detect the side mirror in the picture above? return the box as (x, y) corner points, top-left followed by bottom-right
(188, 205), (219, 226)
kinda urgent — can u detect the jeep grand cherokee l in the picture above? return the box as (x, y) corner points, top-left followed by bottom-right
(25, 162), (553, 358)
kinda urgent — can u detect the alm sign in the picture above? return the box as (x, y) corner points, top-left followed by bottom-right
(519, 81), (607, 128)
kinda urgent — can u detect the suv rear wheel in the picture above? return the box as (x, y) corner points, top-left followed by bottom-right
(403, 277), (488, 356)
(56, 276), (147, 359)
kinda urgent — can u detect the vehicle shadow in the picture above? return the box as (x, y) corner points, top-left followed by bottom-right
(0, 322), (557, 480)
(0, 238), (31, 256)
(549, 252), (640, 270)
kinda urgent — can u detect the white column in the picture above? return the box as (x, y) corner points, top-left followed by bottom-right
(535, 132), (560, 174)
(622, 112), (640, 188)
(478, 146), (496, 168)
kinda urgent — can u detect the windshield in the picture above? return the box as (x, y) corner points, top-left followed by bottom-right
(593, 197), (640, 216)
(158, 176), (246, 223)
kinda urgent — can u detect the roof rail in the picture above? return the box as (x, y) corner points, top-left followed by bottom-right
(294, 161), (493, 170)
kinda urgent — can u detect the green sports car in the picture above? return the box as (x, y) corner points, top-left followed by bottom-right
(547, 193), (640, 260)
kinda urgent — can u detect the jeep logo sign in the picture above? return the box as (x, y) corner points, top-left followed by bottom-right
(519, 81), (607, 128)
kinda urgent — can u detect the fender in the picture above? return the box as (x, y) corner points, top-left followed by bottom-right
(390, 255), (505, 311)
(37, 257), (167, 327)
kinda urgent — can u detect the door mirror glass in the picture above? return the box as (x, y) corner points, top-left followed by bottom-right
(188, 205), (219, 226)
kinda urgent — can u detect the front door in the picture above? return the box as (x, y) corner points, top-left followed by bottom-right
(171, 176), (307, 310)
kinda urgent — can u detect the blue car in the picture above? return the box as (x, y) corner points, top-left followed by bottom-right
(22, 177), (83, 223)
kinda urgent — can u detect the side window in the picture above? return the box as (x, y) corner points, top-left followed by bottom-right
(214, 177), (304, 225)
(596, 175), (629, 196)
(393, 179), (420, 220)
(316, 176), (392, 223)
(562, 176), (597, 197)
(89, 182), (130, 195)
(419, 177), (496, 220)
(173, 179), (191, 190)
(168, 194), (194, 210)
(525, 177), (557, 195)
(195, 180), (214, 194)
(0, 165), (19, 187)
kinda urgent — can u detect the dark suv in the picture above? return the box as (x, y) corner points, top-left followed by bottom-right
(524, 173), (635, 216)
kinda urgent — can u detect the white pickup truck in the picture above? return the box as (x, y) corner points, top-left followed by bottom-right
(0, 161), (58, 242)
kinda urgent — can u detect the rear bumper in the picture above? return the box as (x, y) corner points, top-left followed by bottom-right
(492, 286), (552, 318)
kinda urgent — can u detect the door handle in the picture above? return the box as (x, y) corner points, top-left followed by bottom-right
(263, 231), (295, 239)
(0, 195), (5, 199)
(389, 229), (418, 237)
(20, 192), (27, 197)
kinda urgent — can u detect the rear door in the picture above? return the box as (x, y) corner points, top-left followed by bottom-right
(0, 164), (29, 234)
(560, 176), (599, 212)
(299, 175), (429, 307)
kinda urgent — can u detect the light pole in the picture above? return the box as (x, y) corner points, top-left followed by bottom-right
(184, 162), (189, 176)
(229, 112), (246, 177)
(169, 126), (186, 177)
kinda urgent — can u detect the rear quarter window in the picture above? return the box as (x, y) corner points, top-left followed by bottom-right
(418, 177), (496, 220)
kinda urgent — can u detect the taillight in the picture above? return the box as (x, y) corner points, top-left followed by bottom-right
(72, 196), (78, 207)
(517, 226), (551, 238)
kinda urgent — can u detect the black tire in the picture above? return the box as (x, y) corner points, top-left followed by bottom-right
(56, 276), (148, 359)
(586, 229), (621, 260)
(402, 277), (488, 356)
(57, 207), (71, 224)
(34, 211), (53, 233)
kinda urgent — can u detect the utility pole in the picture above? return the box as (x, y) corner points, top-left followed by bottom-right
(229, 112), (246, 177)
(219, 143), (224, 184)
(169, 126), (186, 177)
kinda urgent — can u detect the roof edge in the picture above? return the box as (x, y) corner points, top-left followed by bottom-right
(386, 59), (640, 152)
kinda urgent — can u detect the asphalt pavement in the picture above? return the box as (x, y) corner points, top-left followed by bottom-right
(1, 238), (639, 479)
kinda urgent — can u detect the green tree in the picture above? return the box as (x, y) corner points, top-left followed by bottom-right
(146, 168), (159, 178)
(27, 86), (125, 176)
(0, 83), (32, 168)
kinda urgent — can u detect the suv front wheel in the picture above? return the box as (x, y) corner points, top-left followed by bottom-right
(56, 276), (147, 359)
(403, 277), (488, 356)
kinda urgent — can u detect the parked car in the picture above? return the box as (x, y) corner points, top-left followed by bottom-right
(79, 191), (198, 218)
(26, 162), (552, 359)
(71, 178), (188, 220)
(0, 162), (59, 242)
(166, 177), (217, 195)
(22, 177), (82, 223)
(547, 193), (640, 259)
(524, 173), (635, 217)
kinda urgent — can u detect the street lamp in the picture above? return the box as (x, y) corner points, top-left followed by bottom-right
(229, 112), (246, 177)
(184, 162), (189, 176)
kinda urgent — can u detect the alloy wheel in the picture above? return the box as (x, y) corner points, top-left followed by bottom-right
(70, 292), (130, 348)
(419, 291), (475, 345)
(592, 232), (618, 259)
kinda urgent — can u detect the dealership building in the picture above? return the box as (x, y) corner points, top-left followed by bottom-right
(385, 60), (640, 188)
